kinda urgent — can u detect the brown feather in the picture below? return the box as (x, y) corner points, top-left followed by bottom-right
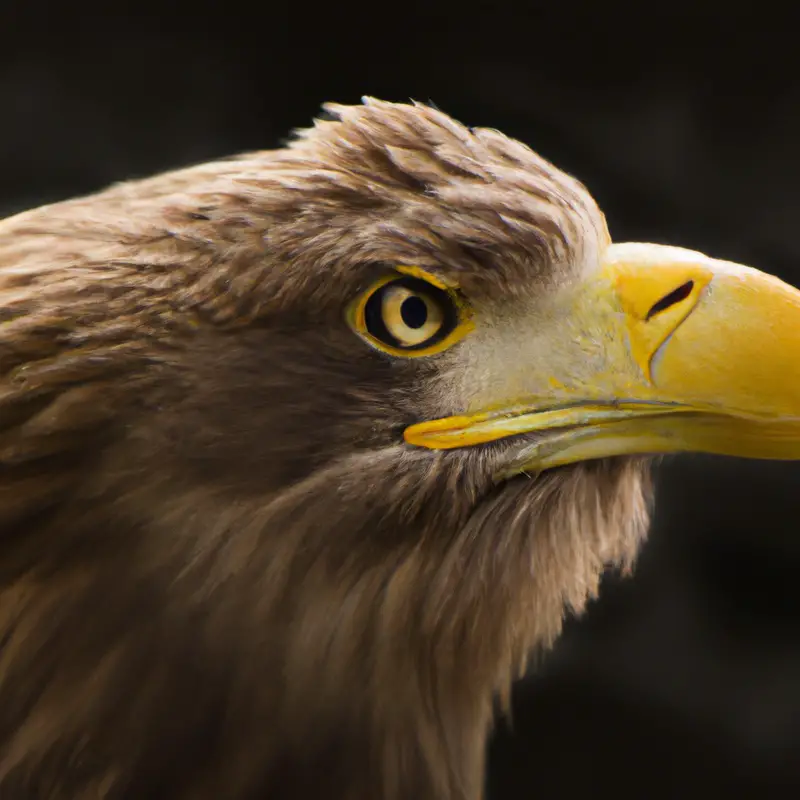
(0, 98), (650, 799)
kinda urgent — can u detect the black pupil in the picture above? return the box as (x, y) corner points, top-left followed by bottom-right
(400, 295), (428, 329)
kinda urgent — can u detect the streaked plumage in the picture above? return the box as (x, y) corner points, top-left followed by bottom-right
(0, 98), (797, 799)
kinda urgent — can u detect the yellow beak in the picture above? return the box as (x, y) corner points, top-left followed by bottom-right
(405, 243), (800, 473)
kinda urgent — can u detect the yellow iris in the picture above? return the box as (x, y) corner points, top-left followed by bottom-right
(347, 266), (474, 358)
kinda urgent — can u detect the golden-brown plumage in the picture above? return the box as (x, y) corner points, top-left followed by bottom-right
(0, 98), (658, 798)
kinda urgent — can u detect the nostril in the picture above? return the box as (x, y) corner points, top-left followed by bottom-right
(646, 280), (694, 321)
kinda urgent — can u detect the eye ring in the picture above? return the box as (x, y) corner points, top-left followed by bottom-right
(348, 267), (473, 357)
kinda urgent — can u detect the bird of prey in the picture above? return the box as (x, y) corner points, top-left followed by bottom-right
(0, 97), (799, 800)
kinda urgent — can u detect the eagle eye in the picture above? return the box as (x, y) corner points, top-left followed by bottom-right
(348, 268), (473, 357)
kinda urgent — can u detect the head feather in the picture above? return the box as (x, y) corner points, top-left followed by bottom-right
(0, 98), (646, 800)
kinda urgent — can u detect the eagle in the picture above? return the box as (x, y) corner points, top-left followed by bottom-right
(0, 97), (798, 800)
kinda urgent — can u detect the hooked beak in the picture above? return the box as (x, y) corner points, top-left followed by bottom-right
(404, 243), (800, 474)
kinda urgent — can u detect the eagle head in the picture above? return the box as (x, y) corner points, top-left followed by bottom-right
(1, 98), (799, 799)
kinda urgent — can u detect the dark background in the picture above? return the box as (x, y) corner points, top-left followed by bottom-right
(2, 5), (799, 798)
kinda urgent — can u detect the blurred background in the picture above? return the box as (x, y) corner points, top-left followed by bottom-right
(1, 4), (798, 798)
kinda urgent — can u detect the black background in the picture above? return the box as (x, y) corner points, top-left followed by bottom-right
(2, 5), (799, 798)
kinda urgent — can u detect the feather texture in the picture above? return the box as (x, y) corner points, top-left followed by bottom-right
(0, 98), (650, 799)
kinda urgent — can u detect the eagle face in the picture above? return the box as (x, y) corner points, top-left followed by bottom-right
(1, 98), (800, 799)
